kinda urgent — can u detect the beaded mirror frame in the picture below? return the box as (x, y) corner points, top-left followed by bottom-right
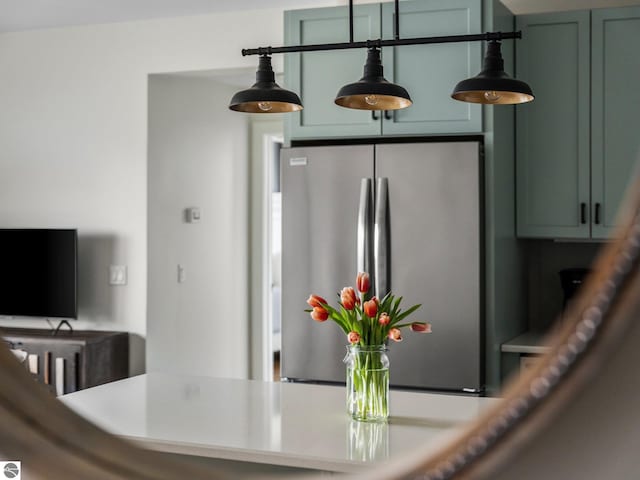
(1, 179), (640, 479)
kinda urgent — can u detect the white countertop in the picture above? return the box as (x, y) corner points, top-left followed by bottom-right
(501, 331), (552, 355)
(61, 373), (495, 473)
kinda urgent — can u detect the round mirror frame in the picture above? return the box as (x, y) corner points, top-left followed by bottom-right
(2, 181), (640, 479)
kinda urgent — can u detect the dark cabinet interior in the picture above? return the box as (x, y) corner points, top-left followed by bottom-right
(2, 328), (129, 396)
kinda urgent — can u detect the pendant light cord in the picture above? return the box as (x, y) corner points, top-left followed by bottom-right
(395, 0), (399, 40)
(349, 0), (353, 43)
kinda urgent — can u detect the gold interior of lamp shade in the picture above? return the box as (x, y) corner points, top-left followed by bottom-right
(334, 93), (412, 110)
(451, 89), (534, 105)
(229, 100), (303, 113)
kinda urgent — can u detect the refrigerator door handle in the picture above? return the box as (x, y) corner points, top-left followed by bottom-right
(374, 177), (390, 298)
(357, 178), (373, 276)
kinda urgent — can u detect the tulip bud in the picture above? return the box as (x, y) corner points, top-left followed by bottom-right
(307, 294), (327, 309)
(356, 272), (370, 293)
(310, 306), (328, 322)
(340, 287), (357, 310)
(363, 299), (378, 318)
(388, 328), (402, 342)
(378, 312), (390, 326)
(410, 322), (432, 333)
(348, 331), (360, 344)
(370, 296), (379, 305)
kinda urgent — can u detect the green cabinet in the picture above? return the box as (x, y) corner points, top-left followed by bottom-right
(284, 0), (482, 141)
(516, 7), (640, 239)
(591, 6), (640, 239)
(380, 0), (482, 135)
(516, 11), (590, 239)
(284, 4), (381, 139)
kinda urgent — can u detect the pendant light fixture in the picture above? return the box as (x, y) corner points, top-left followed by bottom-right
(334, 47), (412, 111)
(451, 40), (534, 105)
(230, 0), (534, 114)
(228, 55), (303, 113)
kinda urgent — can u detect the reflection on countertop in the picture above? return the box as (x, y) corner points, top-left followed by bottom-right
(61, 372), (496, 473)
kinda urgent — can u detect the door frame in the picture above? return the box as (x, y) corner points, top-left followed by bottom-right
(249, 117), (283, 381)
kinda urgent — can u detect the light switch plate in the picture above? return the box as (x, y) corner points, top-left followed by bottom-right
(109, 265), (127, 286)
(185, 207), (201, 223)
(28, 354), (39, 375)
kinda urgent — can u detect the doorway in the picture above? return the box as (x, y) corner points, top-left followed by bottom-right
(249, 118), (283, 381)
(269, 136), (283, 381)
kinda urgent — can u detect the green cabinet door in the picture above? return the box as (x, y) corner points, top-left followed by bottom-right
(381, 0), (482, 135)
(516, 11), (591, 238)
(284, 5), (381, 140)
(591, 6), (640, 239)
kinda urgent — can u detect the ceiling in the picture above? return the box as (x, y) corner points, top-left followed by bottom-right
(0, 0), (638, 33)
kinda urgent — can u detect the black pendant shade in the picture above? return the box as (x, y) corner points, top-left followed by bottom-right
(229, 55), (303, 113)
(451, 40), (534, 105)
(335, 48), (412, 111)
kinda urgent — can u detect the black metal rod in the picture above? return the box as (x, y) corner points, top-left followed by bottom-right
(349, 0), (354, 43)
(395, 0), (399, 40)
(241, 31), (521, 56)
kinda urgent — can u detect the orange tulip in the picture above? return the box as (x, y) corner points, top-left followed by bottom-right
(348, 331), (360, 344)
(356, 272), (370, 293)
(341, 287), (357, 310)
(310, 306), (328, 322)
(410, 322), (432, 333)
(378, 312), (390, 326)
(306, 294), (327, 309)
(388, 328), (402, 342)
(363, 299), (378, 318)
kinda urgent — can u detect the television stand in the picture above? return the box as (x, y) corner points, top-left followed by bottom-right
(2, 327), (128, 396)
(53, 319), (73, 335)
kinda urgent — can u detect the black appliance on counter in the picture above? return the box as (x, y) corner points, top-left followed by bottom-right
(559, 268), (591, 308)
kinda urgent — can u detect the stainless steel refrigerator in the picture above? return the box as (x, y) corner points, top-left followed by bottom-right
(280, 141), (483, 393)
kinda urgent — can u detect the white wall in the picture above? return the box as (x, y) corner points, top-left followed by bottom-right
(0, 9), (284, 375)
(147, 75), (249, 378)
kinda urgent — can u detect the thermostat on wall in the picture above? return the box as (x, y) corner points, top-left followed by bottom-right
(185, 207), (201, 223)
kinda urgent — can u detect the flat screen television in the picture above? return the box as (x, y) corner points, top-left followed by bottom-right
(0, 229), (78, 319)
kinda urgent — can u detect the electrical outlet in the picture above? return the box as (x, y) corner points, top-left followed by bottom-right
(109, 265), (127, 286)
(178, 264), (186, 283)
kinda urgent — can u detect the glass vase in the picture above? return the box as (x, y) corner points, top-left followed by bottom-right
(344, 345), (390, 422)
(347, 420), (389, 462)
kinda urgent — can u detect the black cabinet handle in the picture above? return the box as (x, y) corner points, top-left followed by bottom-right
(384, 110), (393, 120)
(595, 203), (601, 225)
(580, 203), (587, 224)
(372, 111), (379, 120)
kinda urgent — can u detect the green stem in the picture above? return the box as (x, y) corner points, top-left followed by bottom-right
(346, 346), (389, 422)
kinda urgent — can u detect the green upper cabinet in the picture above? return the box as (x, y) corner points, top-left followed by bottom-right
(284, 4), (381, 140)
(381, 0), (482, 135)
(516, 11), (591, 239)
(591, 6), (640, 239)
(516, 6), (640, 239)
(284, 0), (482, 141)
